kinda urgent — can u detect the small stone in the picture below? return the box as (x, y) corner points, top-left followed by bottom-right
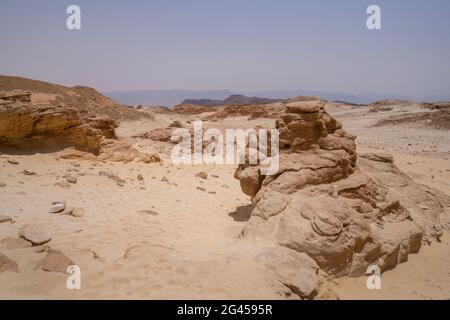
(137, 174), (144, 181)
(161, 176), (169, 183)
(22, 170), (36, 176)
(196, 186), (206, 192)
(195, 172), (208, 180)
(7, 159), (19, 165)
(0, 215), (13, 223)
(211, 174), (219, 178)
(99, 171), (126, 187)
(18, 224), (52, 246)
(137, 209), (159, 216)
(49, 201), (66, 213)
(221, 184), (230, 189)
(66, 175), (77, 184)
(71, 207), (85, 217)
(0, 182), (7, 188)
(54, 181), (71, 188)
(61, 206), (74, 216)
(208, 191), (216, 194)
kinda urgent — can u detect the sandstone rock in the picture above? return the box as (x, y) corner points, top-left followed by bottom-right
(1, 237), (32, 250)
(195, 172), (208, 180)
(0, 90), (31, 103)
(135, 127), (174, 142)
(66, 175), (77, 184)
(98, 139), (161, 163)
(49, 201), (66, 213)
(22, 169), (37, 176)
(0, 215), (12, 223)
(38, 250), (74, 273)
(360, 152), (394, 163)
(0, 99), (116, 153)
(18, 224), (52, 246)
(0, 252), (19, 273)
(169, 120), (183, 128)
(71, 208), (85, 217)
(99, 171), (126, 187)
(235, 100), (448, 279)
(33, 245), (52, 253)
(255, 246), (319, 299)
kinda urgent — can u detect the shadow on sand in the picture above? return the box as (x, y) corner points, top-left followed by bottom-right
(228, 204), (253, 222)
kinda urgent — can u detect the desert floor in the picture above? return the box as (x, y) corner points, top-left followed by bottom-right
(1, 104), (449, 300)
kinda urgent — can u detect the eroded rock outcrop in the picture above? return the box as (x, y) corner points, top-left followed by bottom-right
(235, 100), (450, 278)
(0, 91), (118, 153)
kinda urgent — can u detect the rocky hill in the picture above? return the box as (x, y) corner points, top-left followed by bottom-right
(0, 75), (145, 121)
(0, 75), (149, 153)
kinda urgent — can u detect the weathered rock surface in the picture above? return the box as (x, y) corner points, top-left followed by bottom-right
(98, 139), (161, 163)
(255, 246), (319, 299)
(0, 75), (149, 153)
(235, 100), (450, 278)
(99, 171), (127, 187)
(38, 250), (74, 273)
(1, 237), (32, 250)
(0, 95), (117, 153)
(0, 253), (19, 273)
(18, 224), (52, 246)
(0, 215), (13, 223)
(195, 172), (208, 180)
(49, 201), (66, 213)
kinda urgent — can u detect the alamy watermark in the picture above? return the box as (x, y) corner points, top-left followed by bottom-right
(170, 121), (280, 176)
(65, 4), (381, 31)
(66, 5), (81, 30)
(367, 5), (382, 30)
(366, 265), (382, 290)
(66, 265), (81, 290)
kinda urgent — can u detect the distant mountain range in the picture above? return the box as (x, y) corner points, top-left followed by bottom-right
(182, 94), (283, 107)
(104, 89), (450, 107)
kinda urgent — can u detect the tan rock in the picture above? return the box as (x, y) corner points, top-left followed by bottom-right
(195, 171), (208, 180)
(0, 215), (13, 223)
(1, 237), (32, 250)
(255, 247), (319, 299)
(0, 253), (19, 273)
(235, 100), (448, 278)
(38, 250), (74, 273)
(18, 224), (52, 246)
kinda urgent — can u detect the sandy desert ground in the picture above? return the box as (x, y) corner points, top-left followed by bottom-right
(1, 98), (449, 300)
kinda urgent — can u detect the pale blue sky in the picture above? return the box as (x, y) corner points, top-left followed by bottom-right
(1, 0), (449, 98)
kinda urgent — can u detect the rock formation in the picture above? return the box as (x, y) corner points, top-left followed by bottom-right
(235, 100), (450, 277)
(0, 90), (118, 153)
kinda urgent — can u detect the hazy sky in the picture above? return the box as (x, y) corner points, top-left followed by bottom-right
(1, 0), (449, 97)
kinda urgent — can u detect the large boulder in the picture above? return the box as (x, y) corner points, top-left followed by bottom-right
(235, 100), (450, 278)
